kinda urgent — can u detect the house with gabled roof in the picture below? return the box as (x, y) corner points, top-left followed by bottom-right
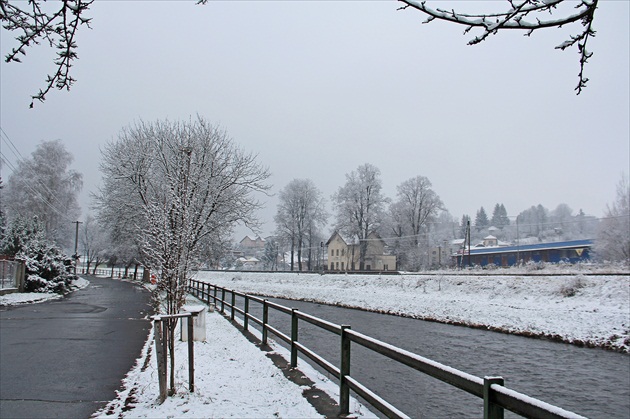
(326, 231), (396, 271)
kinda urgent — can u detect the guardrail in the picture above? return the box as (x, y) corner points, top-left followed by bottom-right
(188, 279), (585, 419)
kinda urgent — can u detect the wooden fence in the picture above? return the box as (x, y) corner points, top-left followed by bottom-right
(188, 279), (586, 419)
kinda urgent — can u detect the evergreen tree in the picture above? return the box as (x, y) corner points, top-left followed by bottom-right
(491, 203), (510, 229)
(475, 207), (489, 232)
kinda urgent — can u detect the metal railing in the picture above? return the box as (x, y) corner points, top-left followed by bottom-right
(188, 279), (586, 419)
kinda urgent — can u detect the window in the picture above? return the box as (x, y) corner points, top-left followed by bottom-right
(384, 264), (389, 270)
(341, 262), (344, 270)
(330, 249), (334, 257)
(329, 263), (334, 270)
(341, 249), (345, 256)
(336, 262), (339, 269)
(336, 249), (339, 256)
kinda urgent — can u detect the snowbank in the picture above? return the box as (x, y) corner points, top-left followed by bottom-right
(94, 303), (374, 418)
(0, 276), (90, 306)
(195, 270), (630, 352)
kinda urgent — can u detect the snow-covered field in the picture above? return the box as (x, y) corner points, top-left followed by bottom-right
(195, 269), (630, 352)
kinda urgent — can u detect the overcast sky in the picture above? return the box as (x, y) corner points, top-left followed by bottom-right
(1, 1), (628, 240)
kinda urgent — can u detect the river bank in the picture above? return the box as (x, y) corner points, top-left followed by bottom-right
(195, 269), (630, 352)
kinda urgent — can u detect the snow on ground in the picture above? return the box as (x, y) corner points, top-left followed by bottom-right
(94, 298), (374, 419)
(194, 269), (630, 352)
(0, 276), (90, 306)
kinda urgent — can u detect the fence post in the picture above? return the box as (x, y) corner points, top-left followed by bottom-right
(291, 308), (299, 368)
(262, 300), (269, 345)
(188, 315), (195, 393)
(340, 325), (351, 416)
(244, 295), (249, 331)
(230, 291), (236, 321)
(154, 318), (167, 403)
(221, 288), (225, 313)
(213, 285), (217, 303)
(484, 376), (505, 419)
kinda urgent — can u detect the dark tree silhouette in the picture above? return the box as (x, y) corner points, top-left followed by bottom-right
(1, 0), (94, 107)
(398, 0), (598, 94)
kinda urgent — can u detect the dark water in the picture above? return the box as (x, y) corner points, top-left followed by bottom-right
(236, 296), (629, 418)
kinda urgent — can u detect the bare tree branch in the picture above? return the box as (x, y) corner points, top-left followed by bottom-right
(1, 0), (93, 107)
(398, 0), (599, 94)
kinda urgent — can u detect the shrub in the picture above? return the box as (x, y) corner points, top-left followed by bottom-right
(559, 277), (585, 297)
(2, 216), (75, 293)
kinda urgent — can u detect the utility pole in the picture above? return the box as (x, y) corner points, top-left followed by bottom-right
(73, 221), (82, 275)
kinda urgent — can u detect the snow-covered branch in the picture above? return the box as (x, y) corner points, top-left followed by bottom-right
(398, 0), (599, 94)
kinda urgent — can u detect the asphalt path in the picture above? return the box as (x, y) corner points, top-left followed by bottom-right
(0, 276), (152, 419)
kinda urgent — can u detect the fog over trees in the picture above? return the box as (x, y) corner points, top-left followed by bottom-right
(264, 162), (619, 271)
(386, 176), (444, 271)
(3, 139), (82, 250)
(332, 163), (388, 270)
(595, 174), (630, 262)
(274, 179), (327, 271)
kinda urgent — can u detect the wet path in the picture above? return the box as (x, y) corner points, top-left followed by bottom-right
(0, 277), (152, 418)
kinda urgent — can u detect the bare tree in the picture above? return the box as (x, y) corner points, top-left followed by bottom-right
(274, 179), (327, 271)
(80, 213), (109, 274)
(595, 174), (629, 263)
(387, 175), (444, 270)
(332, 163), (387, 270)
(96, 117), (270, 394)
(4, 139), (82, 250)
(398, 0), (598, 93)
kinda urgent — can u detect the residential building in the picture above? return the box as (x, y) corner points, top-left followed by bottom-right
(326, 231), (396, 271)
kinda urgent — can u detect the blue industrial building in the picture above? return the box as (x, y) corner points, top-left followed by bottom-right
(455, 239), (593, 267)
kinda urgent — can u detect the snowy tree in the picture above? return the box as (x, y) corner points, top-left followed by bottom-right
(332, 163), (387, 270)
(261, 237), (279, 271)
(274, 179), (327, 271)
(394, 176), (444, 246)
(517, 204), (549, 238)
(386, 175), (444, 270)
(1, 216), (75, 292)
(491, 203), (510, 229)
(96, 117), (270, 316)
(0, 178), (6, 240)
(549, 203), (574, 236)
(398, 0), (599, 93)
(595, 174), (629, 263)
(474, 207), (489, 232)
(96, 117), (269, 394)
(4, 140), (82, 250)
(80, 214), (109, 274)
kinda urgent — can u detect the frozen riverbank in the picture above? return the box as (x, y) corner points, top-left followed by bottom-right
(195, 270), (630, 352)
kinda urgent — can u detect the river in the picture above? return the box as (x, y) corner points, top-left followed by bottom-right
(243, 297), (630, 418)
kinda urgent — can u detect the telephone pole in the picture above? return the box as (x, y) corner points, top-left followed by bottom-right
(73, 221), (82, 275)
